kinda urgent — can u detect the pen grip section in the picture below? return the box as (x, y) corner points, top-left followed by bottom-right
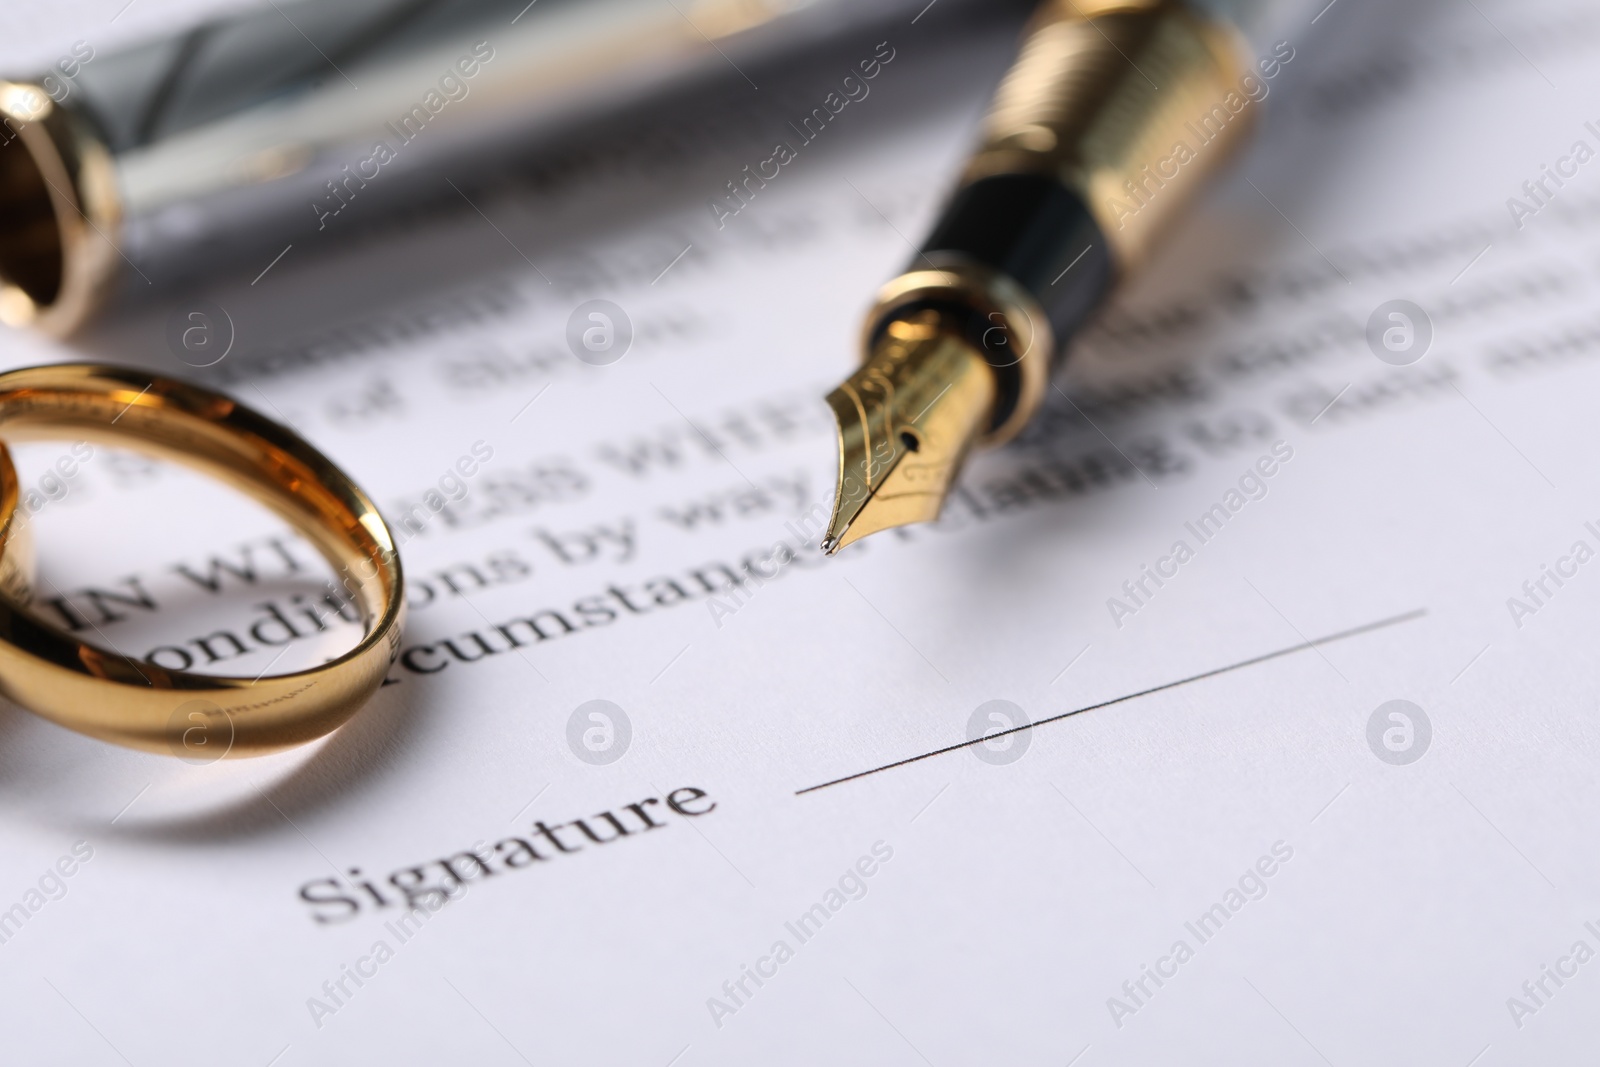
(920, 172), (1113, 357)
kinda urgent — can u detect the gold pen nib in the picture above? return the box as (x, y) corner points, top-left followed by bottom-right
(822, 311), (997, 554)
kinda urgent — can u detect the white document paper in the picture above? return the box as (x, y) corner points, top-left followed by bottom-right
(2, 0), (1600, 1063)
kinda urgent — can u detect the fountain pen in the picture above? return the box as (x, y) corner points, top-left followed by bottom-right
(822, 0), (1298, 552)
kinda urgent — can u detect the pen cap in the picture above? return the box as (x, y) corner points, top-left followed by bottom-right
(0, 0), (984, 336)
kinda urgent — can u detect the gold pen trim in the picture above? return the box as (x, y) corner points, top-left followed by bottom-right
(967, 0), (1254, 270)
(863, 257), (1055, 447)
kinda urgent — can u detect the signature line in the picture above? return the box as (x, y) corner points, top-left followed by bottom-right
(796, 608), (1426, 795)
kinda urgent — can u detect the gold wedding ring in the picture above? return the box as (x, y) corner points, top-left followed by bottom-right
(0, 438), (36, 608)
(0, 364), (403, 756)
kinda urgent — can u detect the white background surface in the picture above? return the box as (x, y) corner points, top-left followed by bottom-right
(1, 0), (1599, 1063)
